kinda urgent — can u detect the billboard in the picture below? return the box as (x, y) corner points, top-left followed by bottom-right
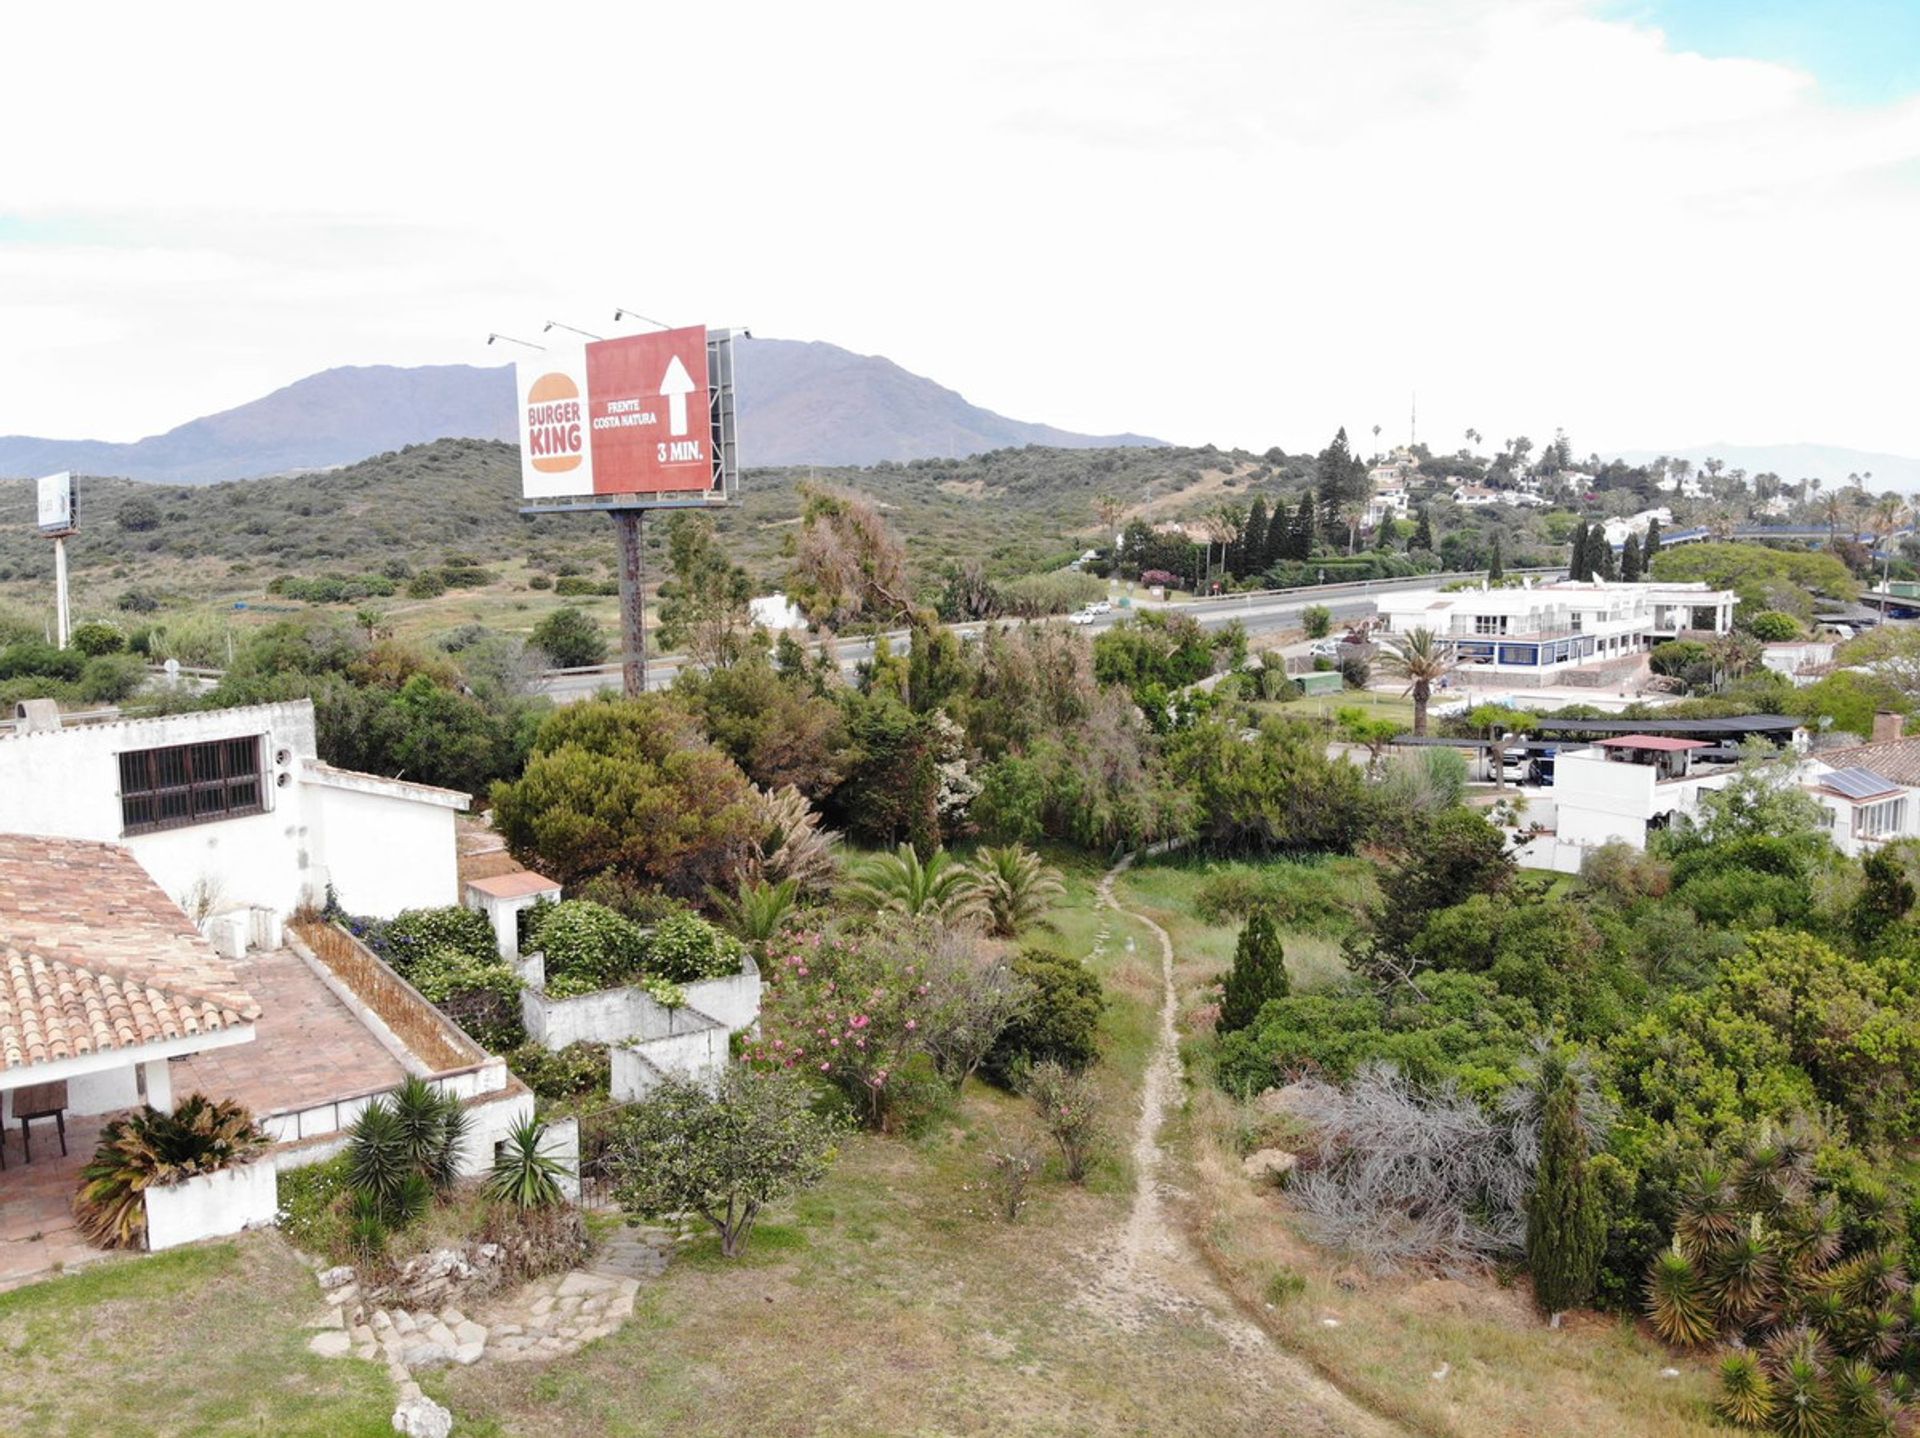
(36, 472), (75, 534)
(517, 326), (735, 506)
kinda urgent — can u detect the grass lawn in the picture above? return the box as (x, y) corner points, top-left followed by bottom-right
(1254, 687), (1419, 730)
(426, 851), (1361, 1438)
(0, 1237), (393, 1438)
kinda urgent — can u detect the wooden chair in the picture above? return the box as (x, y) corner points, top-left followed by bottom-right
(14, 1080), (68, 1162)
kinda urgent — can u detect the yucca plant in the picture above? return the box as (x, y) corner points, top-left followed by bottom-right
(484, 1115), (569, 1210)
(347, 1188), (390, 1259)
(1769, 1351), (1835, 1438)
(1648, 1239), (1720, 1347)
(846, 844), (983, 922)
(711, 876), (800, 944)
(391, 1075), (469, 1194)
(1713, 1217), (1782, 1329)
(73, 1094), (266, 1250)
(1829, 1249), (1910, 1314)
(1777, 1196), (1845, 1278)
(1677, 1166), (1742, 1259)
(1719, 1351), (1776, 1428)
(347, 1099), (414, 1218)
(966, 844), (1066, 939)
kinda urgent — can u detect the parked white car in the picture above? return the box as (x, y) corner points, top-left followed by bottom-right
(1091, 600), (1113, 614)
(1069, 609), (1096, 626)
(1308, 638), (1341, 657)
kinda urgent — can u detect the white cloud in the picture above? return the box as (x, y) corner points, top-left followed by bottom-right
(2, 0), (1918, 461)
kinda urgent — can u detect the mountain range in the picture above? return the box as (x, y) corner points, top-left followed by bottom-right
(0, 338), (1164, 486)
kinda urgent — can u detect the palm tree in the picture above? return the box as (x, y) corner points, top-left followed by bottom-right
(1377, 627), (1454, 737)
(1820, 493), (1850, 548)
(966, 845), (1065, 938)
(846, 844), (982, 922)
(711, 876), (800, 944)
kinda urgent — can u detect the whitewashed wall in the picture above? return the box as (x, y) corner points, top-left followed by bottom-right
(521, 962), (761, 1052)
(306, 778), (461, 918)
(145, 1158), (280, 1251)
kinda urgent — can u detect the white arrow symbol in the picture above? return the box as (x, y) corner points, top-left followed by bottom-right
(659, 354), (696, 437)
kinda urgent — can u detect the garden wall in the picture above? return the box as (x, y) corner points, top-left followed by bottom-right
(520, 957), (761, 1051)
(145, 1157), (280, 1252)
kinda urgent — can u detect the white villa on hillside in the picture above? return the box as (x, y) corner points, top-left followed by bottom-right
(1375, 579), (1736, 683)
(0, 699), (467, 930)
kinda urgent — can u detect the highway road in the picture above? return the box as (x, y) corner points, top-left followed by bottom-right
(536, 568), (1561, 703)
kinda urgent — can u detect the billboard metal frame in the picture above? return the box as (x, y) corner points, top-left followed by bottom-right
(516, 327), (740, 519)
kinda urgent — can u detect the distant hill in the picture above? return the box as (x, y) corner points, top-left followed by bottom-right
(0, 338), (1164, 485)
(1612, 442), (1920, 492)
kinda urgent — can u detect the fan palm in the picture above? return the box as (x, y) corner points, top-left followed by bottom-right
(1375, 627), (1453, 737)
(846, 844), (983, 922)
(711, 876), (801, 944)
(967, 845), (1065, 938)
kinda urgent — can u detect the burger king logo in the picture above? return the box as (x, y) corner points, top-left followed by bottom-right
(526, 372), (585, 473)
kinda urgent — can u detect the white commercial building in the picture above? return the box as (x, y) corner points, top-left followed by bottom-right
(1375, 579), (1736, 683)
(0, 699), (467, 924)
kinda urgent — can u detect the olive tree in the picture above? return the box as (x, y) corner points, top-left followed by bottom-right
(612, 1068), (842, 1258)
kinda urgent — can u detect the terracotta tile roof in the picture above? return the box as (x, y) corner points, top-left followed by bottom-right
(0, 834), (259, 1073)
(466, 870), (561, 899)
(1813, 739), (1920, 789)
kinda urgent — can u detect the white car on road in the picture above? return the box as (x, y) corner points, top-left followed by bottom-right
(1069, 609), (1096, 626)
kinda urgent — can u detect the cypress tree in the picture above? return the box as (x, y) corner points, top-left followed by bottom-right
(1218, 909), (1288, 1034)
(1589, 528), (1617, 581)
(1240, 496), (1269, 579)
(1620, 532), (1643, 582)
(1488, 533), (1504, 581)
(1374, 513), (1396, 552)
(1410, 507), (1434, 553)
(1290, 492), (1318, 560)
(1527, 1072), (1605, 1320)
(1568, 520), (1589, 580)
(1265, 499), (1292, 569)
(1644, 517), (1662, 565)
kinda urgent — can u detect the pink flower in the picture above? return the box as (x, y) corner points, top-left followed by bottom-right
(905, 1019), (918, 1031)
(849, 1014), (870, 1030)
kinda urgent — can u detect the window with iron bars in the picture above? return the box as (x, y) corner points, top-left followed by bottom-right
(118, 736), (266, 836)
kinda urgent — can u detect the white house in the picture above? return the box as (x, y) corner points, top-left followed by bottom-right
(1600, 508), (1673, 548)
(1374, 579), (1736, 684)
(0, 832), (259, 1123)
(1519, 722), (1920, 873)
(1452, 484), (1502, 508)
(0, 699), (467, 924)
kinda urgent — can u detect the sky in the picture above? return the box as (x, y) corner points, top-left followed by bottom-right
(4, 0), (1920, 461)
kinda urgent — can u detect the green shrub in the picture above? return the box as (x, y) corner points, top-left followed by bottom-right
(406, 571), (447, 599)
(645, 910), (743, 983)
(276, 1153), (354, 1258)
(1745, 610), (1802, 642)
(69, 621), (126, 656)
(79, 653), (147, 703)
(553, 575), (604, 597)
(1302, 604), (1333, 639)
(506, 1041), (611, 1103)
(982, 947), (1105, 1088)
(380, 905), (498, 972)
(1189, 857), (1378, 934)
(529, 898), (646, 994)
(528, 574), (553, 590)
(0, 639), (84, 681)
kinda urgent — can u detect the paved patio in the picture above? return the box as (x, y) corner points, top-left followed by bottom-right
(0, 947), (409, 1291)
(173, 947), (407, 1117)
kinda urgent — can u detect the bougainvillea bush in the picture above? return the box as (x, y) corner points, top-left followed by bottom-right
(744, 920), (1025, 1131)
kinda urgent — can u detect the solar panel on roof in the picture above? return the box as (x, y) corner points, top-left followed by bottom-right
(1820, 767), (1902, 800)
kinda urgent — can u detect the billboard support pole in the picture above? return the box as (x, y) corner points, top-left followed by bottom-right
(52, 535), (70, 650)
(613, 510), (648, 695)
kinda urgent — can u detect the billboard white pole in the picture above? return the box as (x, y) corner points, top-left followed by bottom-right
(53, 535), (70, 649)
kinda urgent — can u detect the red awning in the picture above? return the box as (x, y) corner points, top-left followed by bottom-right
(1596, 735), (1711, 752)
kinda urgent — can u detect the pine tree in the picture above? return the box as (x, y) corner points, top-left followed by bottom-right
(1488, 533), (1504, 581)
(1568, 520), (1590, 580)
(1644, 517), (1662, 565)
(1239, 496), (1269, 579)
(1410, 507), (1434, 553)
(1218, 909), (1288, 1034)
(1316, 428), (1363, 519)
(1620, 532), (1643, 581)
(1528, 1072), (1604, 1319)
(1264, 500), (1292, 569)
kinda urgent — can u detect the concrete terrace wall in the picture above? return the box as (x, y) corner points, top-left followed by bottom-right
(521, 958), (760, 1052)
